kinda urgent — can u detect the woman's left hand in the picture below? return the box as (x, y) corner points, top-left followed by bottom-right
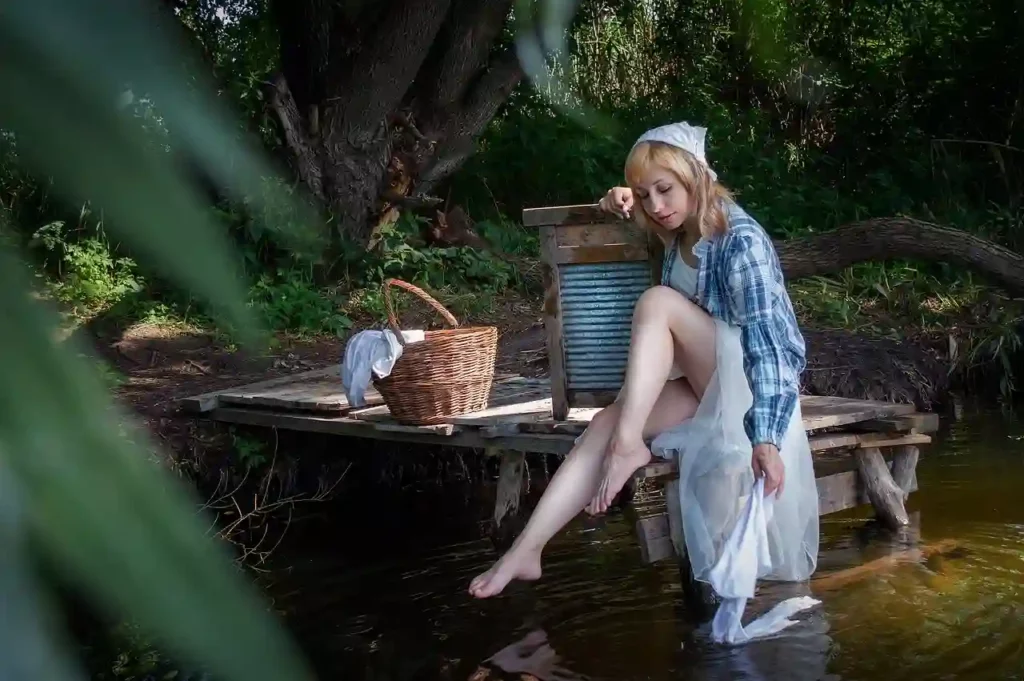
(752, 443), (785, 498)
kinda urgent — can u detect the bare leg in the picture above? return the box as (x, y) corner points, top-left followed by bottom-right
(587, 286), (717, 515)
(468, 378), (699, 599)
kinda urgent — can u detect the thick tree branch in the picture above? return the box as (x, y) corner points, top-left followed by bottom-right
(418, 49), (523, 192)
(266, 73), (324, 200)
(777, 217), (1024, 295)
(272, 0), (334, 114)
(326, 0), (453, 144)
(416, 0), (515, 117)
(452, 48), (523, 138)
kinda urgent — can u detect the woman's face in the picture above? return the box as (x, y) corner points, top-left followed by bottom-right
(632, 165), (691, 231)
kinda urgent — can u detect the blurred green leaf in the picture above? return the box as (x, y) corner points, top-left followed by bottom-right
(0, 467), (87, 681)
(0, 244), (316, 681)
(0, 0), (319, 679)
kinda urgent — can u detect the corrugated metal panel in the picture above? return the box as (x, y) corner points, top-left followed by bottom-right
(559, 261), (652, 390)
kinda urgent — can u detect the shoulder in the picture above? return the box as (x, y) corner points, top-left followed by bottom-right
(713, 201), (777, 265)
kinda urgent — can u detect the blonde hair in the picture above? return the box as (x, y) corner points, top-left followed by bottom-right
(624, 141), (733, 240)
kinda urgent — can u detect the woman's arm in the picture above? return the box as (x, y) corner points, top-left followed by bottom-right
(725, 227), (800, 452)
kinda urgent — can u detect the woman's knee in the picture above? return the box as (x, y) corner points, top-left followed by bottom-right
(634, 285), (701, 321)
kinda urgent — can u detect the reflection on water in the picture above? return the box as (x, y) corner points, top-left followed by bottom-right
(265, 406), (1024, 680)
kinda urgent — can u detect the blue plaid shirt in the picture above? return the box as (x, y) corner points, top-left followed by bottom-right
(661, 201), (806, 449)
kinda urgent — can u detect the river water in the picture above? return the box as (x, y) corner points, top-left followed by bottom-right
(264, 405), (1024, 681)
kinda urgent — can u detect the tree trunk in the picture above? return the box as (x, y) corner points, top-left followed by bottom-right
(776, 217), (1024, 296)
(267, 0), (521, 247)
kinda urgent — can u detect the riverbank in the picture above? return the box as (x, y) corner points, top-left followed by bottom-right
(62, 265), (1015, 680)
(83, 270), (1006, 477)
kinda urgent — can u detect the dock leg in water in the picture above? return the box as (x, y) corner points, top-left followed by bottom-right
(492, 449), (527, 529)
(489, 449), (529, 552)
(666, 479), (719, 623)
(890, 445), (920, 500)
(855, 446), (910, 530)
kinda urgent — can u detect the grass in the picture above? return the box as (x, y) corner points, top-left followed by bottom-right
(789, 261), (1024, 396)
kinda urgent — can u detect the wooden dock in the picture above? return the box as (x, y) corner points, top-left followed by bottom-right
(181, 366), (938, 566)
(182, 200), (942, 594)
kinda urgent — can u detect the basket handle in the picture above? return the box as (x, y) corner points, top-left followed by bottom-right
(382, 278), (459, 344)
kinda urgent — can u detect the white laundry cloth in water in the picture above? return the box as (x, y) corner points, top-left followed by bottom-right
(648, 317), (820, 646)
(707, 477), (820, 644)
(341, 329), (424, 406)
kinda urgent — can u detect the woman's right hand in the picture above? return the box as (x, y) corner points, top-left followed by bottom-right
(598, 186), (634, 219)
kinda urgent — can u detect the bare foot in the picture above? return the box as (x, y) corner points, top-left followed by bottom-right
(585, 436), (651, 515)
(468, 546), (542, 599)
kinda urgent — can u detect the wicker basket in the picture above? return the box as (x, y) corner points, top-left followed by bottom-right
(372, 278), (497, 425)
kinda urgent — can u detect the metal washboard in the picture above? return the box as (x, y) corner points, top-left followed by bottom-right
(560, 261), (650, 390)
(526, 203), (661, 420)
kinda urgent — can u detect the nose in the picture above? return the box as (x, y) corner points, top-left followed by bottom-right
(649, 195), (666, 216)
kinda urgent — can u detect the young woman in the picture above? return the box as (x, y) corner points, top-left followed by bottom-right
(469, 122), (819, 599)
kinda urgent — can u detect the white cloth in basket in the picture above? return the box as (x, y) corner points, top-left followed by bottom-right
(650, 317), (820, 644)
(341, 329), (424, 407)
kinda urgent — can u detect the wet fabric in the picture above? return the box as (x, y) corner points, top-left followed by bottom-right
(649, 318), (820, 643)
(707, 477), (821, 643)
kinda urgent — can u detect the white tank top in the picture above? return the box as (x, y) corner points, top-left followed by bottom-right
(665, 242), (700, 299)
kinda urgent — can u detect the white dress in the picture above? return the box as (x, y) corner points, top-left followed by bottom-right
(652, 241), (819, 586)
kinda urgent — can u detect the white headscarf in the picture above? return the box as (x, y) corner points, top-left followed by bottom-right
(633, 121), (718, 182)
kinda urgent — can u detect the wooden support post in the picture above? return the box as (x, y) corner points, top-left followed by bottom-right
(539, 226), (569, 421)
(890, 445), (919, 499)
(854, 447), (910, 529)
(492, 449), (527, 528)
(665, 479), (718, 622)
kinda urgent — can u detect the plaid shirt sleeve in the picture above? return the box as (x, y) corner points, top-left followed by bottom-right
(724, 228), (799, 449)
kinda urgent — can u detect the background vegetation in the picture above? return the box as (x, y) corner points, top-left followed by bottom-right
(2, 0), (1023, 677)
(6, 0), (1023, 395)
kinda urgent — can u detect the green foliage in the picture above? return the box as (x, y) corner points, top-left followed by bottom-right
(338, 212), (530, 323)
(229, 429), (268, 471)
(248, 267), (352, 338)
(0, 1), (321, 681)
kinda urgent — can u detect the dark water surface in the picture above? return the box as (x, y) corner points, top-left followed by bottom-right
(265, 407), (1024, 681)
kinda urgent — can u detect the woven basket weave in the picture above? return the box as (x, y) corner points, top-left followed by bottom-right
(372, 278), (497, 425)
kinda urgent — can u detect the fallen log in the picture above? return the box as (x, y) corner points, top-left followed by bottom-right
(776, 217), (1024, 297)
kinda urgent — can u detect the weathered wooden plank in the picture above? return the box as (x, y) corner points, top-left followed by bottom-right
(555, 223), (648, 249)
(855, 413), (940, 434)
(558, 392), (918, 429)
(552, 242), (647, 264)
(566, 390), (619, 409)
(799, 394), (917, 430)
(218, 376), (377, 413)
(177, 366), (342, 413)
(206, 407), (578, 455)
(664, 478), (685, 559)
(637, 461), (923, 564)
(523, 203), (608, 228)
(372, 421), (456, 436)
(448, 398), (553, 425)
(635, 513), (673, 563)
(541, 226), (570, 421)
(632, 432), (932, 480)
(807, 430), (932, 452)
(349, 381), (548, 425)
(551, 243), (651, 264)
